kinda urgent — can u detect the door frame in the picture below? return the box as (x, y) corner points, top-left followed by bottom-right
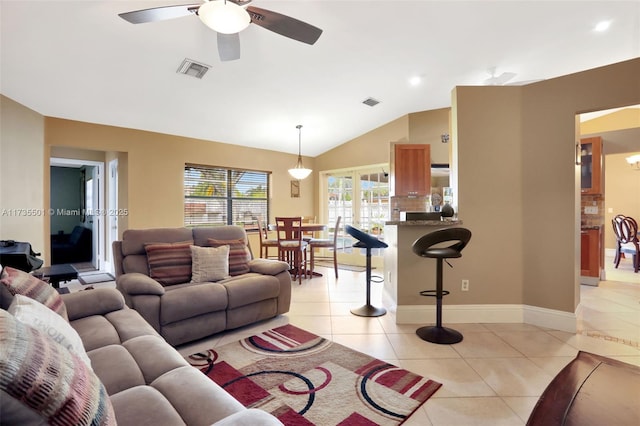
(50, 157), (105, 270)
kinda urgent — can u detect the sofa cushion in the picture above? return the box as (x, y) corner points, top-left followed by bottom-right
(9, 294), (92, 368)
(88, 344), (146, 395)
(145, 241), (193, 285)
(221, 274), (281, 309)
(161, 282), (228, 325)
(208, 238), (251, 276)
(1, 266), (68, 320)
(0, 310), (116, 425)
(110, 386), (187, 426)
(190, 244), (229, 282)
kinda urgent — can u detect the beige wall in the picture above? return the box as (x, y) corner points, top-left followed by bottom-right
(605, 153), (640, 247)
(0, 96), (46, 256)
(449, 58), (640, 314)
(44, 118), (315, 229)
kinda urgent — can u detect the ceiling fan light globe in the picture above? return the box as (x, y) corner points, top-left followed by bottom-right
(199, 0), (250, 34)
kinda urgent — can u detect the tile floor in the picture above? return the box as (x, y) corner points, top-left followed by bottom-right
(61, 258), (640, 425)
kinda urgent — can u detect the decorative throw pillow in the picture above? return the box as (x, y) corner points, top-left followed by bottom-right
(0, 266), (68, 320)
(0, 310), (116, 425)
(145, 241), (193, 285)
(207, 238), (251, 276)
(190, 245), (230, 282)
(8, 294), (92, 369)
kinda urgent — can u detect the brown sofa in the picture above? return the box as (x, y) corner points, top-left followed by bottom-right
(1, 285), (282, 425)
(113, 226), (292, 346)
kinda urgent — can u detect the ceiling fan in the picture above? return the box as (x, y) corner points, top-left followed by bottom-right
(484, 67), (517, 85)
(118, 0), (323, 61)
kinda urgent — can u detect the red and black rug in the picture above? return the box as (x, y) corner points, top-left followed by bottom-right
(187, 324), (441, 425)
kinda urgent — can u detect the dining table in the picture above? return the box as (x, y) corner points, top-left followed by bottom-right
(268, 222), (327, 277)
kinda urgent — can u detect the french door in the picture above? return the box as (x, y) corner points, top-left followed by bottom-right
(321, 165), (389, 267)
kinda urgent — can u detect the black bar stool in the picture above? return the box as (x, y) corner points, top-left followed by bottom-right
(412, 227), (472, 344)
(345, 225), (388, 317)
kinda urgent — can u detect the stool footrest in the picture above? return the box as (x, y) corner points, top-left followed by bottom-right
(416, 325), (463, 344)
(419, 289), (450, 297)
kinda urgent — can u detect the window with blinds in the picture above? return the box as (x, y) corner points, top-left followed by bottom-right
(184, 164), (270, 228)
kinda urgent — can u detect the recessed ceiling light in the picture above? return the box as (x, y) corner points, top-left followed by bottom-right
(594, 20), (611, 32)
(409, 76), (422, 86)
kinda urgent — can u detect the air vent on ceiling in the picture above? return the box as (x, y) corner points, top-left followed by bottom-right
(177, 58), (211, 79)
(362, 97), (380, 107)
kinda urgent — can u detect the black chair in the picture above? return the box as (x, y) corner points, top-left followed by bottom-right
(345, 225), (388, 317)
(412, 227), (472, 344)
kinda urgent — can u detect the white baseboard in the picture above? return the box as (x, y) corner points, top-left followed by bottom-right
(396, 303), (576, 333)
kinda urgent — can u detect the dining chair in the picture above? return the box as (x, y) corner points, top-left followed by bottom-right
(275, 216), (308, 284)
(612, 215), (639, 272)
(301, 215), (317, 241)
(309, 216), (341, 279)
(256, 217), (278, 259)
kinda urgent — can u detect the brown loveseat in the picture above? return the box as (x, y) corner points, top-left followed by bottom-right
(1, 282), (282, 425)
(113, 226), (292, 346)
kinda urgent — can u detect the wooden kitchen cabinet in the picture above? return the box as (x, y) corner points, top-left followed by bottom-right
(580, 137), (603, 195)
(580, 228), (601, 279)
(394, 144), (431, 196)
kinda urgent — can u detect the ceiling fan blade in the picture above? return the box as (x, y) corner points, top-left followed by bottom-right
(218, 32), (241, 61)
(484, 72), (517, 86)
(246, 6), (322, 45)
(118, 4), (200, 24)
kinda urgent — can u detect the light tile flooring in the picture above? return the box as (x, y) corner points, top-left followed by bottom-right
(62, 258), (640, 425)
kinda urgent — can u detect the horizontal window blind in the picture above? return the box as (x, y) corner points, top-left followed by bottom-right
(184, 164), (269, 228)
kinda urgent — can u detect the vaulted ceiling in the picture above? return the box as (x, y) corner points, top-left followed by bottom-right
(1, 1), (638, 156)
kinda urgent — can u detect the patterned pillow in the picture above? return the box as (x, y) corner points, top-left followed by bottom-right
(145, 241), (193, 285)
(1, 266), (68, 320)
(190, 245), (230, 282)
(9, 294), (92, 369)
(207, 238), (251, 276)
(0, 310), (116, 425)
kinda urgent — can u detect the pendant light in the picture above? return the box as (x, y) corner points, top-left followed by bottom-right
(288, 125), (312, 180)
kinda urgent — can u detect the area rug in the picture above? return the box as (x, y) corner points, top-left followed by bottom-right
(78, 272), (115, 285)
(187, 324), (441, 425)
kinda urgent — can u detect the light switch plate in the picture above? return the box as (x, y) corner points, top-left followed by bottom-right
(584, 206), (598, 214)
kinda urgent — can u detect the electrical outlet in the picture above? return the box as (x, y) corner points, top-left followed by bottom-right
(461, 279), (469, 291)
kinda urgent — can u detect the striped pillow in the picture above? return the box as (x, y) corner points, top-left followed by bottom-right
(0, 310), (116, 425)
(145, 241), (193, 285)
(207, 238), (251, 276)
(1, 266), (68, 320)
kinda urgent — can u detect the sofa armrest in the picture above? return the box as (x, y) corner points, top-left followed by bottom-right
(248, 259), (290, 276)
(61, 288), (125, 321)
(117, 272), (165, 296)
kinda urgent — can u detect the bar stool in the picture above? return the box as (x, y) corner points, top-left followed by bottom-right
(345, 225), (388, 317)
(412, 227), (472, 344)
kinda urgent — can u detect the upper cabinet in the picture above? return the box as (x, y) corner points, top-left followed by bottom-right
(394, 144), (431, 196)
(580, 136), (603, 195)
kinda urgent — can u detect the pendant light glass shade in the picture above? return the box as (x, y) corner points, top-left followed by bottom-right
(288, 125), (312, 180)
(198, 0), (250, 35)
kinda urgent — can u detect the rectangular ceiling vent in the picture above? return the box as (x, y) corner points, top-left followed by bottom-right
(177, 58), (211, 79)
(362, 97), (380, 107)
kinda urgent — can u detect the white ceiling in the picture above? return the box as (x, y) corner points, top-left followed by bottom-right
(1, 1), (638, 157)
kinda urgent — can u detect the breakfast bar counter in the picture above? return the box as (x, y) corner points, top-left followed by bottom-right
(383, 219), (463, 323)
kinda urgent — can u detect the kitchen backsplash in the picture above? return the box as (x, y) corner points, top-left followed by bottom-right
(581, 194), (604, 228)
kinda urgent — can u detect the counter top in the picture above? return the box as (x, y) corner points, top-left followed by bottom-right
(385, 219), (462, 226)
